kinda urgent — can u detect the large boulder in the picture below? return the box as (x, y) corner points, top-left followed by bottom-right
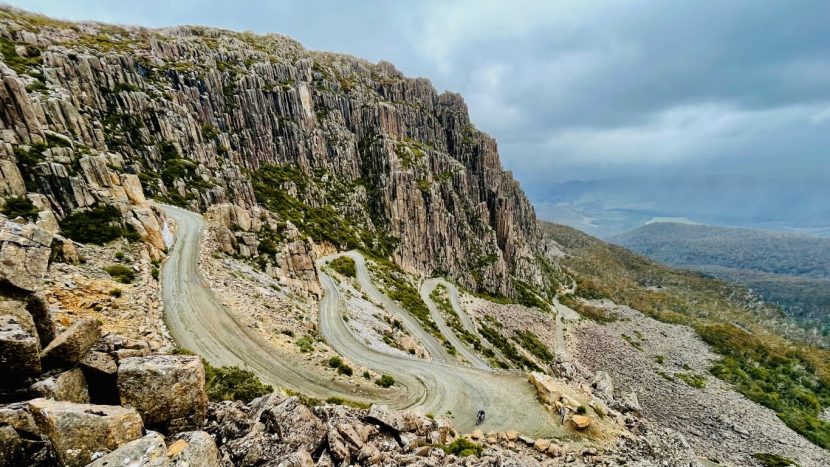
(28, 398), (144, 467)
(527, 372), (561, 405)
(117, 355), (208, 433)
(29, 368), (90, 403)
(620, 391), (642, 415)
(366, 405), (432, 435)
(0, 402), (55, 466)
(79, 350), (120, 404)
(0, 160), (26, 197)
(41, 317), (101, 365)
(86, 430), (222, 467)
(24, 293), (55, 348)
(591, 371), (614, 402)
(168, 430), (222, 467)
(0, 299), (42, 382)
(570, 414), (592, 430)
(0, 220), (52, 292)
(86, 431), (169, 467)
(260, 397), (326, 453)
(0, 425), (23, 466)
(0, 402), (39, 435)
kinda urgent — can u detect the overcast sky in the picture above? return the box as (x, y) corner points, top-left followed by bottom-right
(10, 0), (830, 184)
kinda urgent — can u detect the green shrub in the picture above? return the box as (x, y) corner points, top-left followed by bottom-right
(576, 405), (588, 415)
(1, 196), (39, 221)
(367, 255), (440, 337)
(60, 205), (140, 244)
(105, 265), (135, 284)
(109, 288), (123, 298)
(200, 123), (220, 140)
(362, 370), (371, 379)
(296, 336), (314, 353)
(752, 453), (797, 467)
(431, 285), (481, 348)
(622, 334), (642, 350)
(151, 267), (159, 280)
(702, 324), (830, 448)
(514, 330), (554, 362)
(326, 355), (353, 375)
(204, 360), (273, 403)
(325, 396), (369, 409)
(0, 37), (42, 74)
(252, 165), (399, 254)
(560, 295), (618, 323)
(514, 279), (550, 310)
(375, 374), (395, 388)
(441, 438), (483, 458)
(479, 321), (540, 371)
(329, 256), (356, 277)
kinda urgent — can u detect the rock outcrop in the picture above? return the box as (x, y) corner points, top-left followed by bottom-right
(0, 204), (216, 466)
(0, 298), (42, 381)
(28, 398), (144, 467)
(40, 316), (101, 365)
(117, 354), (208, 433)
(205, 393), (699, 466)
(0, 219), (52, 291)
(0, 6), (549, 297)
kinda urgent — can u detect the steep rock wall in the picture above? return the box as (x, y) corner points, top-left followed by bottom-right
(0, 8), (545, 295)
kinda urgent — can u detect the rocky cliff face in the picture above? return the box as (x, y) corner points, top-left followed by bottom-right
(0, 7), (545, 296)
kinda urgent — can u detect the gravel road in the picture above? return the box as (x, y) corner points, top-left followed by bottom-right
(420, 278), (491, 369)
(161, 205), (557, 435)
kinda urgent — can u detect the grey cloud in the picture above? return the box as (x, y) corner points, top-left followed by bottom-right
(11, 0), (830, 185)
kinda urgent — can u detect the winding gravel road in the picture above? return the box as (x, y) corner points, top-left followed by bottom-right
(421, 278), (491, 369)
(160, 205), (375, 400)
(161, 205), (557, 435)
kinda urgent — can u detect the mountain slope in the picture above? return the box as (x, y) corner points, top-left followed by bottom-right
(542, 221), (830, 452)
(612, 222), (830, 330)
(0, 6), (544, 297)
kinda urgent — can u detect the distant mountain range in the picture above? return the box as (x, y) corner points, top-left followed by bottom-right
(527, 174), (830, 239)
(612, 222), (830, 332)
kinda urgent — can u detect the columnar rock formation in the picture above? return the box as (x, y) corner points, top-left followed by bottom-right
(0, 7), (546, 296)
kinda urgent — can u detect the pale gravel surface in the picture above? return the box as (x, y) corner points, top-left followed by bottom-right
(573, 301), (830, 467)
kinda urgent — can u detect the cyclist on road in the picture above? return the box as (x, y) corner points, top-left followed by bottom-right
(476, 409), (486, 425)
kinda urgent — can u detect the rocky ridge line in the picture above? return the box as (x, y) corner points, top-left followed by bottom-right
(0, 6), (551, 297)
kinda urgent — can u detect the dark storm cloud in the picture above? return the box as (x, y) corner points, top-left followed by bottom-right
(11, 0), (830, 183)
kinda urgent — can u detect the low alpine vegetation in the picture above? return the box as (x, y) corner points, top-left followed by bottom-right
(327, 356), (353, 376)
(60, 204), (140, 244)
(1, 196), (39, 221)
(105, 264), (135, 284)
(204, 361), (273, 403)
(329, 256), (356, 277)
(440, 438), (483, 458)
(375, 374), (395, 388)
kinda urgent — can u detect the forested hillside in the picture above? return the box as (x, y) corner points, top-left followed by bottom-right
(611, 222), (830, 333)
